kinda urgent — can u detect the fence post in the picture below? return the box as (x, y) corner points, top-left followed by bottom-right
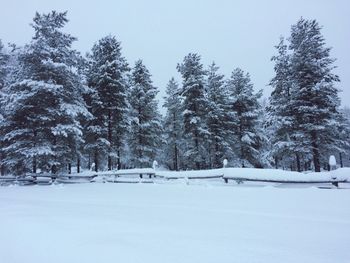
(223, 159), (228, 183)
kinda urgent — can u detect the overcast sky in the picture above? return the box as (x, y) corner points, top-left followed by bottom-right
(1, 0), (349, 108)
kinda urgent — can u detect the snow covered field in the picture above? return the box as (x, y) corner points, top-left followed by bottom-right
(1, 182), (350, 263)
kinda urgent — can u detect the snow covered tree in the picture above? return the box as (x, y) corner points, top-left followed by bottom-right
(268, 37), (310, 171)
(205, 62), (234, 168)
(85, 35), (129, 171)
(0, 40), (10, 175)
(177, 53), (209, 170)
(338, 107), (350, 167)
(288, 18), (345, 172)
(162, 78), (184, 170)
(227, 68), (264, 168)
(128, 60), (162, 168)
(1, 11), (90, 174)
(0, 40), (9, 90)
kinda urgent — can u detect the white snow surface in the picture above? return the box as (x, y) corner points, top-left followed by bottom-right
(156, 167), (350, 182)
(1, 181), (350, 263)
(222, 167), (350, 182)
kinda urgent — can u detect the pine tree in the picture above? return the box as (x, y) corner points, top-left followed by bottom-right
(206, 62), (233, 168)
(288, 18), (344, 172)
(128, 60), (162, 168)
(0, 40), (9, 90)
(85, 35), (129, 171)
(268, 37), (310, 171)
(1, 11), (90, 174)
(227, 68), (263, 167)
(177, 53), (209, 170)
(162, 78), (184, 170)
(0, 40), (10, 175)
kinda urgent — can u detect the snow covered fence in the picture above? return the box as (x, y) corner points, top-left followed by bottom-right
(222, 168), (350, 187)
(1, 167), (349, 187)
(155, 169), (224, 180)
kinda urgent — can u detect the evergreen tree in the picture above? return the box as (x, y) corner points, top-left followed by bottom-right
(0, 40), (10, 175)
(177, 53), (209, 170)
(288, 18), (344, 172)
(0, 40), (9, 90)
(1, 11), (90, 174)
(227, 68), (263, 167)
(128, 60), (162, 168)
(268, 37), (310, 171)
(85, 35), (129, 171)
(206, 62), (233, 168)
(162, 78), (184, 170)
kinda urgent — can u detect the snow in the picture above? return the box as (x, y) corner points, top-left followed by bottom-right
(222, 167), (350, 182)
(329, 155), (337, 166)
(155, 168), (350, 182)
(157, 169), (223, 179)
(0, 182), (350, 263)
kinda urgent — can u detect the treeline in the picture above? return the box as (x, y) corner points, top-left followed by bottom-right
(0, 11), (349, 175)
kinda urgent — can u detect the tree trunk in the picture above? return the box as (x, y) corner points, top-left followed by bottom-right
(275, 156), (278, 169)
(296, 153), (301, 172)
(77, 156), (80, 173)
(88, 153), (91, 170)
(173, 112), (178, 171)
(108, 110), (112, 171)
(68, 163), (72, 174)
(339, 152), (343, 168)
(32, 129), (37, 173)
(108, 156), (112, 171)
(33, 156), (37, 174)
(94, 150), (98, 172)
(51, 165), (57, 174)
(51, 131), (57, 174)
(311, 131), (321, 172)
(174, 143), (178, 171)
(195, 135), (200, 170)
(117, 149), (121, 170)
(215, 137), (220, 169)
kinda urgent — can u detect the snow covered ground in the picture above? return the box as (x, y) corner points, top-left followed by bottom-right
(1, 182), (350, 263)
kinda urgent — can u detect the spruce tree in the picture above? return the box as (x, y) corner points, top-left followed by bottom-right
(1, 11), (90, 174)
(128, 60), (162, 168)
(268, 37), (310, 171)
(177, 53), (209, 170)
(288, 18), (344, 172)
(0, 40), (10, 175)
(163, 78), (184, 170)
(85, 35), (129, 171)
(0, 40), (9, 90)
(227, 68), (263, 167)
(206, 62), (233, 168)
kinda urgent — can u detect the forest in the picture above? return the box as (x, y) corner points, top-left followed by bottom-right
(0, 11), (349, 175)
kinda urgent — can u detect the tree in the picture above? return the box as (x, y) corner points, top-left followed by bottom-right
(0, 40), (9, 90)
(288, 18), (344, 172)
(177, 53), (209, 169)
(128, 60), (162, 168)
(227, 68), (264, 168)
(85, 35), (129, 171)
(206, 62), (234, 168)
(1, 11), (90, 174)
(0, 40), (10, 175)
(162, 78), (184, 170)
(268, 37), (311, 171)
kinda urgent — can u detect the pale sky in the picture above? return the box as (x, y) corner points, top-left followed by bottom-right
(1, 0), (349, 108)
